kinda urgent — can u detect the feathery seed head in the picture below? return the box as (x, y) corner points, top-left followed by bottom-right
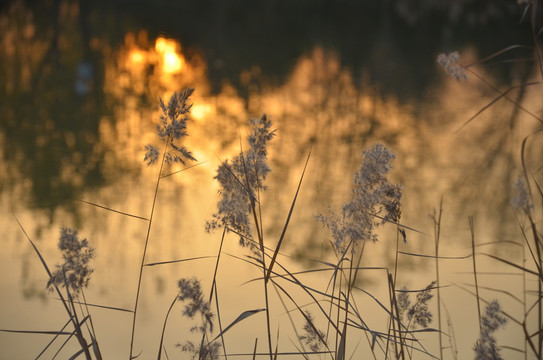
(473, 300), (507, 360)
(397, 287), (411, 321)
(177, 277), (208, 319)
(317, 143), (402, 250)
(177, 277), (219, 359)
(437, 51), (468, 81)
(206, 114), (276, 247)
(298, 311), (326, 352)
(407, 281), (435, 328)
(144, 87), (196, 166)
(144, 144), (159, 166)
(178, 340), (221, 360)
(481, 300), (507, 333)
(511, 177), (533, 215)
(47, 227), (94, 295)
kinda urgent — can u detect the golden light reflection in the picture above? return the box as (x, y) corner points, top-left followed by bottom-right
(128, 49), (146, 68)
(155, 37), (184, 74)
(191, 102), (214, 121)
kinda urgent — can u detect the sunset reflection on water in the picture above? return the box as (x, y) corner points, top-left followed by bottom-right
(1, 16), (541, 359)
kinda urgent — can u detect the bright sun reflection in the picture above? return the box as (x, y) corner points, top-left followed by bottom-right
(155, 37), (183, 74)
(191, 103), (214, 121)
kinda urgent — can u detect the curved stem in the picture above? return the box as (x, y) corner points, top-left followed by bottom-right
(157, 292), (179, 360)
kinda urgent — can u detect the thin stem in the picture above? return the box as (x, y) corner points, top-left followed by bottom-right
(341, 251), (356, 360)
(157, 292), (179, 360)
(81, 290), (102, 360)
(434, 199), (444, 360)
(209, 227), (227, 303)
(129, 138), (170, 359)
(386, 274), (397, 360)
(336, 263), (343, 358)
(470, 216), (482, 334)
(239, 146), (273, 360)
(393, 228), (406, 359)
(196, 227), (228, 360)
(522, 221), (528, 360)
(62, 268), (91, 360)
(249, 191), (272, 360)
(253, 210), (273, 360)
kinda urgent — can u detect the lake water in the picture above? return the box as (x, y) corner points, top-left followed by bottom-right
(1, 1), (541, 359)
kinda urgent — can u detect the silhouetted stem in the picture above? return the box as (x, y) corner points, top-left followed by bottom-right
(129, 138), (170, 359)
(434, 199), (443, 360)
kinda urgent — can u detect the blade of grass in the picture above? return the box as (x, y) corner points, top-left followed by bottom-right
(501, 345), (526, 354)
(0, 329), (72, 335)
(160, 160), (208, 179)
(157, 294), (179, 360)
(213, 282), (228, 360)
(465, 44), (534, 67)
(455, 285), (522, 326)
(455, 80), (542, 133)
(479, 253), (540, 278)
(88, 330), (101, 360)
(211, 309), (265, 343)
(157, 292), (178, 360)
(209, 227), (227, 303)
(371, 213), (427, 235)
(78, 200), (148, 221)
(143, 256), (214, 267)
(459, 283), (523, 304)
(273, 328), (280, 360)
(399, 251), (470, 260)
(265, 149), (311, 283)
(68, 345), (93, 360)
(252, 338), (258, 360)
(53, 298), (133, 313)
(271, 283), (306, 354)
(34, 319), (72, 359)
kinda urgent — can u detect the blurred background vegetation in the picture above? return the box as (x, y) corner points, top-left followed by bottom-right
(0, 0), (539, 225)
